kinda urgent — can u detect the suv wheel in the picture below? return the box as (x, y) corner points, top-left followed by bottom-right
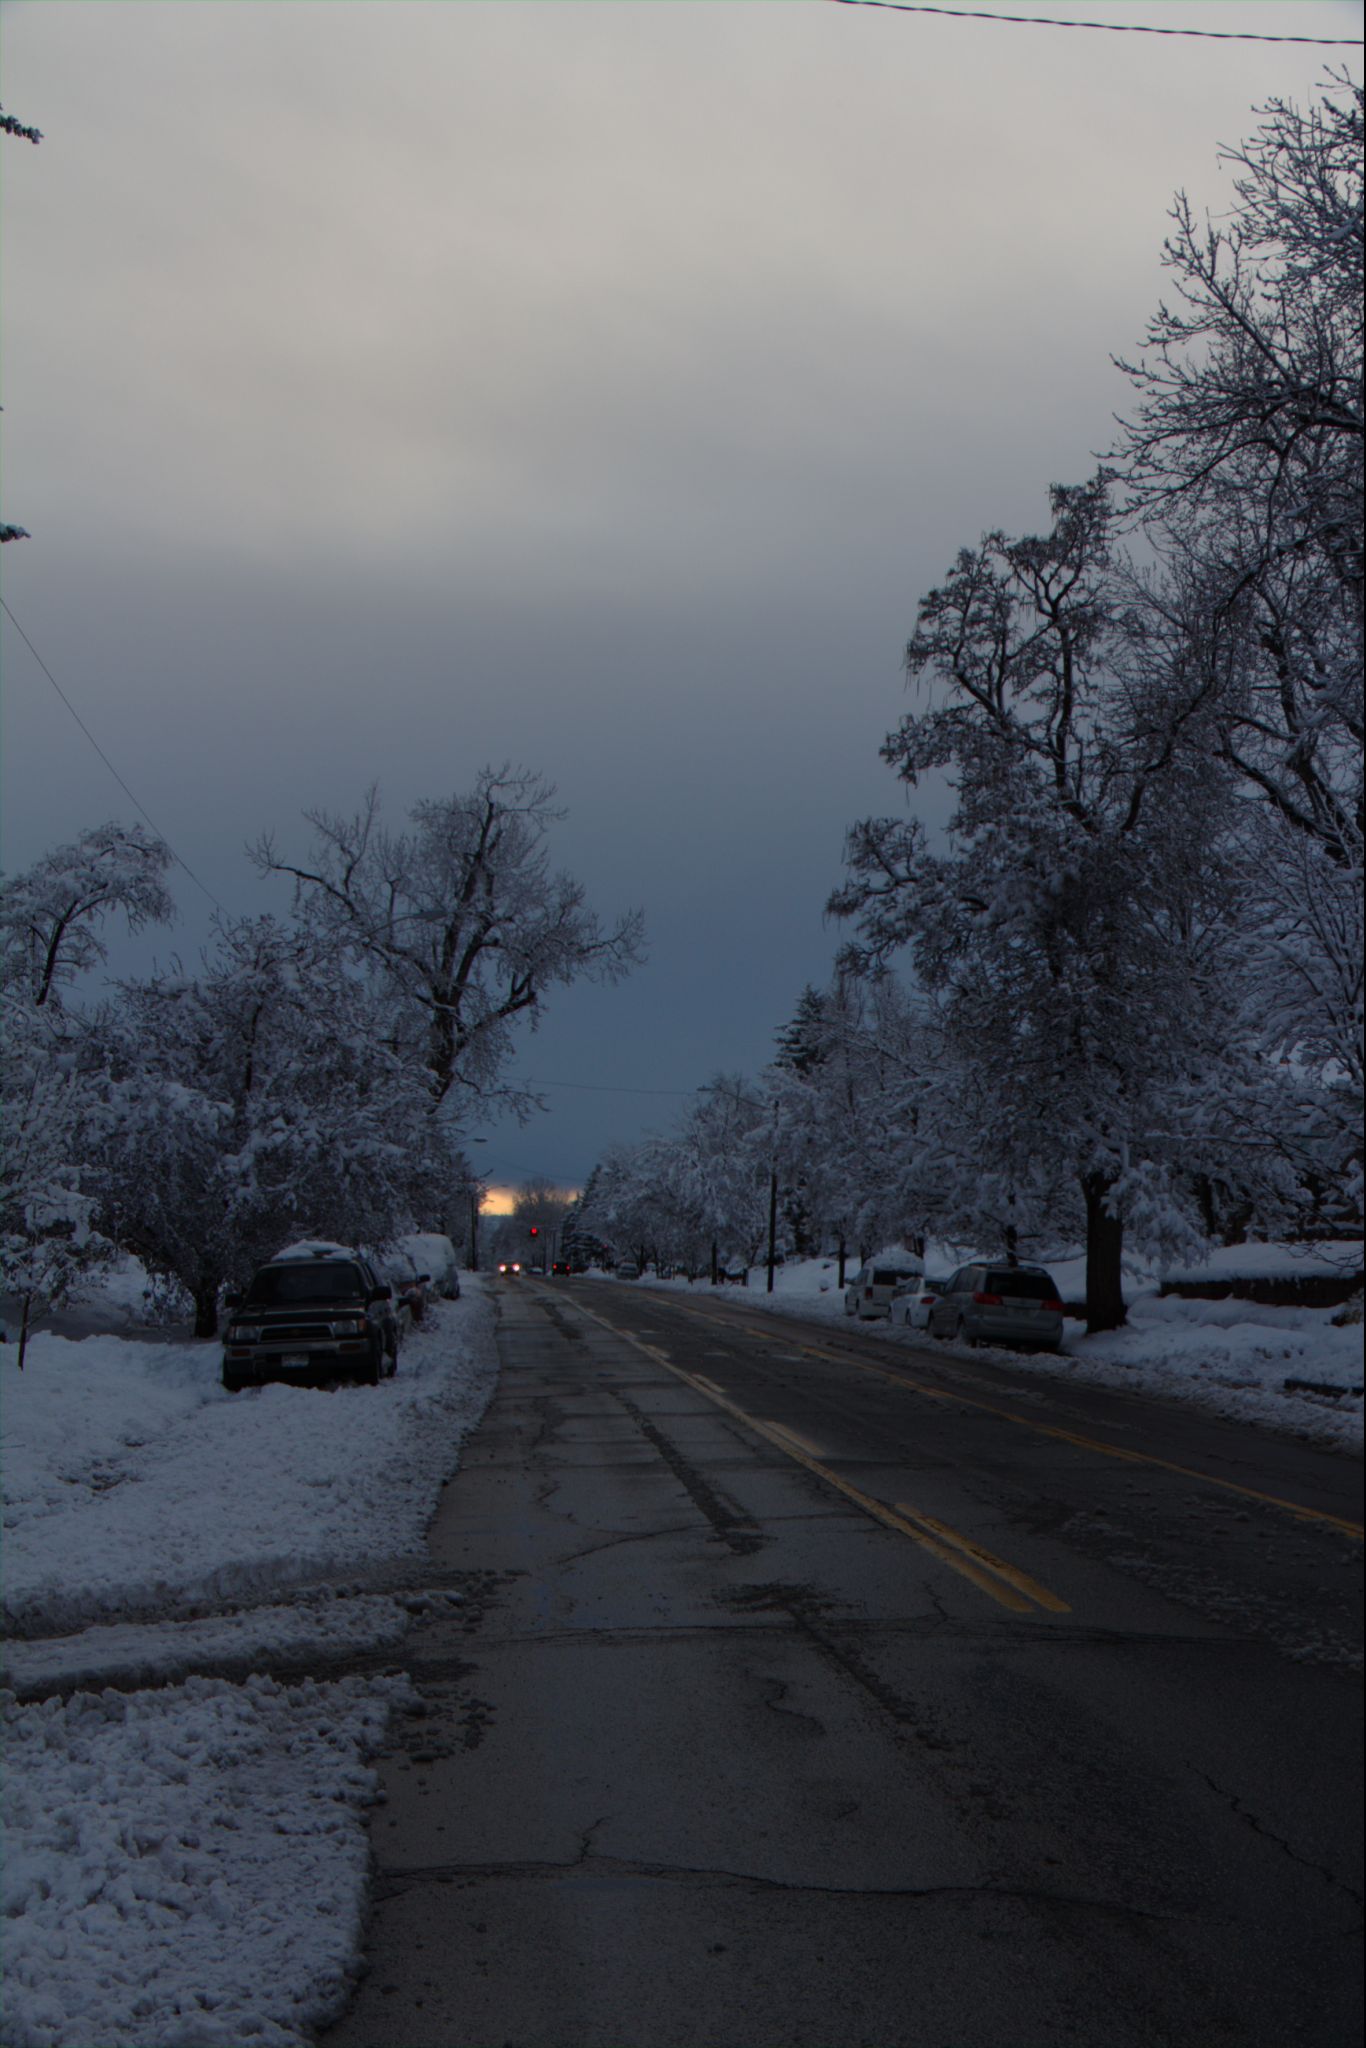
(222, 1368), (245, 1393)
(361, 1341), (383, 1387)
(955, 1316), (976, 1349)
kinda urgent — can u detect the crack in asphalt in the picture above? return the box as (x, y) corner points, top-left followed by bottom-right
(369, 1850), (1178, 1922)
(1199, 1770), (1365, 1914)
(757, 1675), (827, 1738)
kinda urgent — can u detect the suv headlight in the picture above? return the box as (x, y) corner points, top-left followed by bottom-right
(227, 1324), (262, 1343)
(330, 1315), (369, 1338)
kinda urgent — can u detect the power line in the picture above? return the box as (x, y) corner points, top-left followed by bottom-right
(515, 1075), (702, 1099)
(1, 596), (229, 915)
(829, 0), (1361, 41)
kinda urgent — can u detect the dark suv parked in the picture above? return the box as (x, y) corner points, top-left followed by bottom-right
(221, 1250), (399, 1391)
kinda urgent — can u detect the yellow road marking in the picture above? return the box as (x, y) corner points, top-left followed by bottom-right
(654, 1298), (1363, 1543)
(895, 1505), (1071, 1613)
(799, 1343), (1366, 1541)
(568, 1296), (1067, 1615)
(761, 1419), (830, 1461)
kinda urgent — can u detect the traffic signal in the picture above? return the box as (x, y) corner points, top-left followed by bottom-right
(529, 1225), (539, 1238)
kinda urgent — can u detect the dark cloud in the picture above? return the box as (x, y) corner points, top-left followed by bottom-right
(3, 0), (1354, 1187)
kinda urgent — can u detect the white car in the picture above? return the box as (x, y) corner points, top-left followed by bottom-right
(397, 1232), (463, 1300)
(891, 1276), (950, 1330)
(844, 1263), (918, 1320)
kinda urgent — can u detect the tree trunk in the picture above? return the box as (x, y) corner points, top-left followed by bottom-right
(193, 1276), (222, 1340)
(837, 1237), (847, 1288)
(710, 1239), (719, 1287)
(17, 1290), (33, 1371)
(1082, 1172), (1126, 1333)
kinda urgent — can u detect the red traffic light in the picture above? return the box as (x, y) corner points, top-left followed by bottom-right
(529, 1226), (539, 1237)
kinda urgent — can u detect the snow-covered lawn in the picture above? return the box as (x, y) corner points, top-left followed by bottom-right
(628, 1241), (1364, 1452)
(1, 1281), (500, 2048)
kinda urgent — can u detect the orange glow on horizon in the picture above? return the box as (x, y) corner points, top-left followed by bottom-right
(480, 1183), (579, 1216)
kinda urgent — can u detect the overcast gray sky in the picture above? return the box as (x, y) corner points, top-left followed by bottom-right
(3, 0), (1360, 1197)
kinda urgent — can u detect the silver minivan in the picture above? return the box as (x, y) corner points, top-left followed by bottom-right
(926, 1263), (1065, 1351)
(844, 1263), (918, 1320)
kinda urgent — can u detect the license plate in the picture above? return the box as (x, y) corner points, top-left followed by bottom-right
(280, 1353), (312, 1369)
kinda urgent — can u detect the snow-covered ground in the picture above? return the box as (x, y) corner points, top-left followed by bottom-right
(1, 1277), (500, 2048)
(626, 1240), (1364, 1452)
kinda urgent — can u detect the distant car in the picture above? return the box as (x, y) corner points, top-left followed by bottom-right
(844, 1264), (917, 1320)
(551, 1260), (570, 1275)
(497, 1260), (522, 1276)
(221, 1248), (399, 1391)
(615, 1263), (640, 1280)
(891, 1275), (950, 1330)
(926, 1262), (1065, 1351)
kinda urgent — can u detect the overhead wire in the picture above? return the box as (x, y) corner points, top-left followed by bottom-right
(514, 1075), (703, 1099)
(1, 596), (229, 915)
(828, 0), (1361, 41)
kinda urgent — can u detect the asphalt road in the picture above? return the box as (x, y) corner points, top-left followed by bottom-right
(321, 1278), (1363, 2048)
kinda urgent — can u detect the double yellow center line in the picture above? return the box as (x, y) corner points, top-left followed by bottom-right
(788, 1335), (1366, 1542)
(575, 1301), (1070, 1614)
(661, 1297), (1362, 1543)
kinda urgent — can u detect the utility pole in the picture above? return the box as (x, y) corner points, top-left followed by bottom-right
(465, 1140), (488, 1272)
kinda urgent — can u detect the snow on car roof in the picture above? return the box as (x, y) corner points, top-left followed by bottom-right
(271, 1240), (357, 1262)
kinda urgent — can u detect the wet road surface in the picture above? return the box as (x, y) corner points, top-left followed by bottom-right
(320, 1279), (1363, 2048)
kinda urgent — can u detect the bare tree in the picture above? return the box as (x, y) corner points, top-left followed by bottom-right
(255, 766), (645, 1118)
(1114, 74), (1363, 871)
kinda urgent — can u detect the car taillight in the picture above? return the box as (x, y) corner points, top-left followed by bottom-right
(1041, 1298), (1064, 1315)
(972, 1291), (1003, 1306)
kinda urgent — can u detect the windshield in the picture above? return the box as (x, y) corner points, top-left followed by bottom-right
(246, 1262), (367, 1307)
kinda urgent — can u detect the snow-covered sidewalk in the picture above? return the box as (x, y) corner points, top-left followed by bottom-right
(1, 1283), (501, 2048)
